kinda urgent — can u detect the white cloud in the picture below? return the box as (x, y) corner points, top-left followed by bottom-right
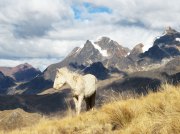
(0, 0), (180, 68)
(0, 58), (63, 71)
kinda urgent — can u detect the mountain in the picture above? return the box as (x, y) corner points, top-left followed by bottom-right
(43, 37), (130, 81)
(16, 76), (53, 94)
(140, 27), (180, 62)
(3, 56), (180, 114)
(2, 27), (180, 117)
(0, 72), (15, 93)
(15, 27), (180, 94)
(0, 63), (42, 82)
(14, 37), (130, 94)
(128, 43), (144, 61)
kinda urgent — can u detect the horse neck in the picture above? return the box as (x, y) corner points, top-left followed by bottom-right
(63, 72), (76, 89)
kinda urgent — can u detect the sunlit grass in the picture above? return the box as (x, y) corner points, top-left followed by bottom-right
(1, 84), (180, 134)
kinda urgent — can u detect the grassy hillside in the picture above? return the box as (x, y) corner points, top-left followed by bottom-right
(1, 84), (180, 134)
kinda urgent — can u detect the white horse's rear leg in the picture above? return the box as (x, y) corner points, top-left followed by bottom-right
(85, 97), (91, 111)
(90, 91), (96, 110)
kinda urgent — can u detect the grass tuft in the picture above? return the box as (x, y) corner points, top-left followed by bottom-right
(1, 84), (180, 134)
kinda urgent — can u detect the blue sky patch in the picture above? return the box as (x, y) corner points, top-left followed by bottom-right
(72, 2), (112, 20)
(72, 6), (82, 19)
(83, 2), (112, 14)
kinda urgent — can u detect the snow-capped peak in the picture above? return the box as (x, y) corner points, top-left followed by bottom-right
(91, 41), (108, 57)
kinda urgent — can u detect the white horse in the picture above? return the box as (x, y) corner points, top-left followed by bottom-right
(53, 67), (97, 115)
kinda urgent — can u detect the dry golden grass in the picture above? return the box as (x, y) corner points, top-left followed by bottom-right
(1, 84), (180, 134)
(0, 108), (41, 132)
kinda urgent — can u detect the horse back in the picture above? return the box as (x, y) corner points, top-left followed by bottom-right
(83, 74), (97, 97)
(83, 74), (97, 83)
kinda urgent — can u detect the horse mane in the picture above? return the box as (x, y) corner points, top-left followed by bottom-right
(59, 67), (82, 79)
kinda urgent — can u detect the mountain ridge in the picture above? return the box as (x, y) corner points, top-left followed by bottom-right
(0, 63), (42, 82)
(4, 27), (180, 95)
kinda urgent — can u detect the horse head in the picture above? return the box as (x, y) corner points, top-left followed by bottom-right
(53, 68), (66, 90)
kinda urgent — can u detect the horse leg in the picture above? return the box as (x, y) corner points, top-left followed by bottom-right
(90, 91), (96, 110)
(73, 96), (78, 114)
(77, 95), (83, 115)
(85, 97), (91, 111)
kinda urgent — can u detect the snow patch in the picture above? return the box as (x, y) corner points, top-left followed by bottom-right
(162, 31), (167, 36)
(125, 52), (130, 57)
(155, 36), (161, 39)
(75, 47), (82, 53)
(92, 41), (108, 57)
(176, 38), (180, 42)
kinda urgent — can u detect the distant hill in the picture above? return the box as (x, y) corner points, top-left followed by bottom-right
(0, 63), (42, 82)
(0, 71), (15, 94)
(16, 76), (53, 94)
(0, 88), (71, 114)
(83, 62), (110, 80)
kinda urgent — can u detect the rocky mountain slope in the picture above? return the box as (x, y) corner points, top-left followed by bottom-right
(0, 72), (16, 94)
(5, 27), (180, 95)
(139, 27), (180, 64)
(43, 37), (130, 81)
(43, 27), (180, 82)
(0, 63), (41, 82)
(1, 27), (180, 117)
(2, 57), (180, 114)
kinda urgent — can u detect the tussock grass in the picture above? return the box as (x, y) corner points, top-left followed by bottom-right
(0, 108), (41, 132)
(1, 84), (180, 134)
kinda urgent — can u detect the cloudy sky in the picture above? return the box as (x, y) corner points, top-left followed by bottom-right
(0, 0), (180, 71)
